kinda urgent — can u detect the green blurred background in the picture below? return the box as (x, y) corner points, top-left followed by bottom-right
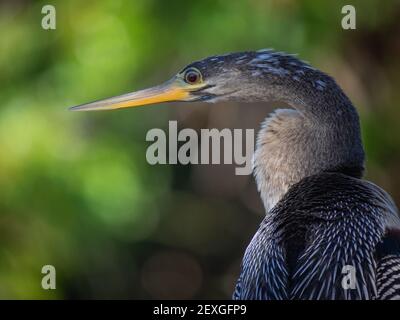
(0, 0), (399, 299)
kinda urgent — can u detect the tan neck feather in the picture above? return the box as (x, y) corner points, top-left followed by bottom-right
(253, 109), (314, 212)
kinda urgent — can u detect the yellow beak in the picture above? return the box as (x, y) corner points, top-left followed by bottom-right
(70, 78), (193, 111)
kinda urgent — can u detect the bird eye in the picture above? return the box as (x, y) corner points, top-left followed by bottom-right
(184, 68), (202, 85)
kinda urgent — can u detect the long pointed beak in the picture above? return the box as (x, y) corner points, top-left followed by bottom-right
(69, 78), (192, 111)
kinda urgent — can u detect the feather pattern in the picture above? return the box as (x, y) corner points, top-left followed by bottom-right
(375, 229), (400, 299)
(233, 172), (400, 300)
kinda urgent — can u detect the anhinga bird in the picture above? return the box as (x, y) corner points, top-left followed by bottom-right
(71, 49), (400, 300)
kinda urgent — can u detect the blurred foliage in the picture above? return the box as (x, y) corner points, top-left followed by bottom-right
(0, 0), (399, 298)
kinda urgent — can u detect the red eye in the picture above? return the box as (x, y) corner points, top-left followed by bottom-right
(184, 69), (202, 84)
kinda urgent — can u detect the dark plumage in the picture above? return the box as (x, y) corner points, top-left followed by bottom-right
(72, 49), (400, 300)
(233, 173), (399, 299)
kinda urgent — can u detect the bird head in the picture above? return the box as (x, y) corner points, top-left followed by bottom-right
(70, 50), (294, 111)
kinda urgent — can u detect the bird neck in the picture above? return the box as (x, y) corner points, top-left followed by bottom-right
(253, 78), (365, 213)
